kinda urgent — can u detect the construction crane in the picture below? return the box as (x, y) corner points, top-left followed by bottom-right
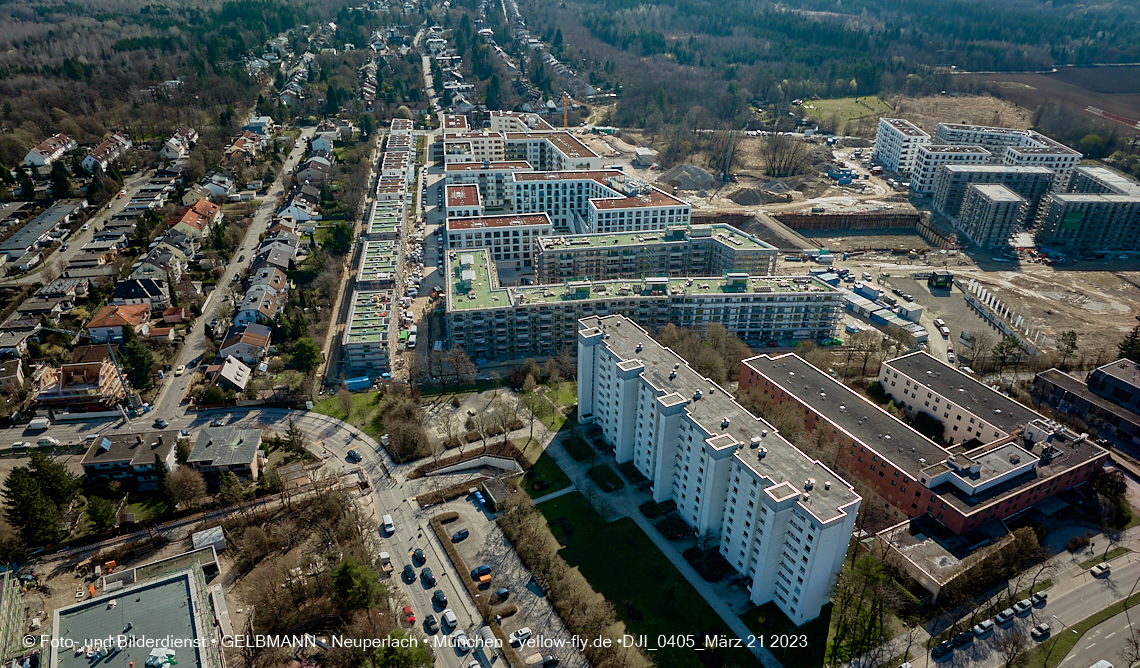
(562, 92), (599, 129)
(1084, 106), (1140, 130)
(38, 326), (142, 414)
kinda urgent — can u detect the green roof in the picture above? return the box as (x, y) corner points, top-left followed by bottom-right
(344, 291), (394, 344)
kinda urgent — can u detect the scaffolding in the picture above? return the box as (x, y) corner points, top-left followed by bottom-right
(0, 572), (25, 663)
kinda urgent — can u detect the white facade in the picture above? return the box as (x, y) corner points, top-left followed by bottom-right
(873, 118), (931, 176)
(957, 184), (1026, 248)
(445, 213), (552, 267)
(912, 145), (991, 194)
(577, 315), (859, 625)
(512, 171), (690, 233)
(933, 123), (1081, 187)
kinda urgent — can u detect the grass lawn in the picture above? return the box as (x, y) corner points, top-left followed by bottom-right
(517, 436), (571, 499)
(539, 493), (760, 668)
(801, 96), (894, 126)
(740, 602), (830, 668)
(561, 437), (595, 462)
(1079, 547), (1131, 569)
(125, 492), (170, 523)
(548, 381), (577, 408)
(311, 392), (384, 439)
(586, 465), (625, 492)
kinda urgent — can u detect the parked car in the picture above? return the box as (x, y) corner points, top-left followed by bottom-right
(452, 528), (469, 542)
(421, 567), (436, 586)
(952, 631), (974, 646)
(1092, 563), (1112, 577)
(972, 619), (994, 636)
(1031, 592), (1049, 607)
(1013, 599), (1033, 616)
(403, 606), (415, 624)
(403, 564), (415, 582)
(1031, 623), (1051, 640)
(471, 564), (491, 579)
(495, 587), (509, 602)
(996, 608), (1016, 624)
(542, 657), (559, 668)
(931, 640), (954, 658)
(413, 548), (425, 565)
(509, 628), (532, 645)
(441, 608), (458, 629)
(210, 419), (225, 427)
(154, 418), (168, 429)
(175, 365), (186, 376)
(432, 589), (447, 608)
(454, 630), (470, 653)
(424, 614), (439, 634)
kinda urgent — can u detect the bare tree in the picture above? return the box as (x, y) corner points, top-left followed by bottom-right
(337, 387), (353, 416)
(759, 133), (810, 178)
(165, 468), (207, 510)
(596, 497), (614, 522)
(440, 412), (461, 450)
(474, 412), (492, 454)
(449, 348), (476, 385)
(996, 630), (1029, 668)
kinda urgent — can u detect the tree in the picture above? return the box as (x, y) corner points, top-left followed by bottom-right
(123, 336), (156, 390)
(292, 337), (321, 373)
(485, 74), (502, 110)
(285, 418), (306, 453)
(996, 630), (1029, 668)
(911, 411), (945, 444)
(1118, 325), (1140, 363)
(326, 222), (353, 255)
(759, 133), (810, 177)
(165, 468), (207, 510)
(1057, 330), (1078, 370)
(333, 557), (387, 610)
(28, 451), (81, 506)
(218, 472), (246, 507)
(2, 469), (61, 544)
(992, 335), (1023, 374)
(86, 497), (117, 532)
(337, 387), (354, 416)
(362, 630), (432, 668)
(50, 162), (71, 198)
(154, 454), (168, 493)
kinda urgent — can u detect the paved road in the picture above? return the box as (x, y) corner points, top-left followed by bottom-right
(147, 127), (316, 417)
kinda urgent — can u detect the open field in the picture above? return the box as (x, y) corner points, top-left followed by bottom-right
(801, 96), (895, 127)
(959, 65), (1140, 121)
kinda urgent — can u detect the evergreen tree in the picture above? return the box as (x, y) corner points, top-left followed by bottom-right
(485, 73), (502, 111)
(2, 468), (61, 544)
(50, 162), (71, 198)
(85, 497), (117, 532)
(1119, 325), (1140, 363)
(28, 451), (81, 506)
(19, 168), (34, 200)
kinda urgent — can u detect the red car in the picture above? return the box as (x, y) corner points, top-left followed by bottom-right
(404, 606), (415, 623)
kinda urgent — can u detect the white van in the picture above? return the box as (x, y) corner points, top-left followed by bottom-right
(382, 514), (395, 535)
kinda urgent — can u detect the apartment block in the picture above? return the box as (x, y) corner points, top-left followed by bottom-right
(577, 315), (860, 624)
(957, 184), (1026, 248)
(1033, 359), (1140, 446)
(932, 165), (1053, 217)
(367, 201), (402, 240)
(443, 130), (506, 165)
(873, 118), (931, 175)
(1068, 165), (1140, 197)
(503, 132), (603, 171)
(446, 213), (553, 267)
(1034, 194), (1140, 251)
(534, 223), (778, 284)
(342, 290), (394, 376)
(513, 171), (690, 234)
(932, 123), (1081, 185)
(911, 145), (991, 194)
(357, 240), (398, 289)
(445, 184), (484, 218)
(744, 353), (1107, 536)
(446, 250), (842, 361)
(487, 110), (555, 132)
(445, 160), (533, 209)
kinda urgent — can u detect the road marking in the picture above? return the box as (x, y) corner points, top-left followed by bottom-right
(1085, 643), (1097, 650)
(1106, 632), (1117, 639)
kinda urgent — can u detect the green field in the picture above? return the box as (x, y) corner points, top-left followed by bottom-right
(539, 493), (760, 668)
(801, 96), (894, 126)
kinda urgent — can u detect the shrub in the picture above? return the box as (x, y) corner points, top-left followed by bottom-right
(586, 465), (625, 492)
(451, 396), (461, 408)
(433, 511), (459, 523)
(562, 437), (594, 462)
(416, 478), (487, 507)
(1068, 535), (1091, 552)
(491, 604), (518, 618)
(655, 514), (693, 540)
(638, 500), (663, 519)
(617, 461), (648, 485)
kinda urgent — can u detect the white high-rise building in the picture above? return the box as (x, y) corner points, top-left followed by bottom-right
(873, 118), (931, 175)
(577, 315), (860, 624)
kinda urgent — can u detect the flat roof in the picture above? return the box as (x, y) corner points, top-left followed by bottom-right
(968, 183), (1026, 202)
(591, 187), (688, 210)
(446, 213), (551, 230)
(344, 290), (393, 344)
(581, 315), (860, 524)
(52, 570), (208, 668)
(446, 184), (481, 208)
(447, 249), (839, 311)
(513, 169), (621, 183)
(446, 160), (532, 172)
(358, 241), (398, 279)
(882, 118), (930, 138)
(1075, 166), (1140, 196)
(1038, 368), (1140, 428)
(1049, 194), (1140, 204)
(504, 131), (599, 159)
(744, 353), (946, 479)
(920, 145), (991, 155)
(885, 352), (1042, 434)
(536, 224), (776, 252)
(1096, 358), (1140, 389)
(937, 123), (1026, 135)
(941, 165), (1054, 175)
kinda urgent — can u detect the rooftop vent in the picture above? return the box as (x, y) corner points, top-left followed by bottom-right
(757, 447), (768, 459)
(805, 478), (815, 490)
(761, 429), (768, 437)
(693, 390), (702, 401)
(824, 481), (832, 490)
(669, 371), (676, 380)
(635, 343), (643, 352)
(802, 492), (810, 502)
(1010, 454), (1020, 464)
(674, 363), (680, 370)
(750, 437), (762, 449)
(722, 417), (730, 428)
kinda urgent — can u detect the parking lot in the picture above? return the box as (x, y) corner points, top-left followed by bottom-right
(443, 495), (589, 668)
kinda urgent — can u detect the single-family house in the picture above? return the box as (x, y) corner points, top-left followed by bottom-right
(211, 355), (251, 392)
(234, 290), (279, 326)
(219, 323), (272, 365)
(182, 184), (212, 207)
(187, 426), (264, 482)
(170, 199), (222, 239)
(0, 330), (36, 359)
(0, 360), (24, 392)
(81, 432), (177, 491)
(250, 247), (294, 272)
(162, 307), (191, 324)
(110, 278), (170, 311)
(243, 116), (276, 136)
(295, 157), (331, 184)
(86, 303), (151, 341)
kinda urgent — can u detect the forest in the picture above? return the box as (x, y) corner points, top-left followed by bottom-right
(516, 0), (1140, 130)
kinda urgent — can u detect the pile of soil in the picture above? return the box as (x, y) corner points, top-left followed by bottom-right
(727, 187), (773, 205)
(658, 163), (718, 191)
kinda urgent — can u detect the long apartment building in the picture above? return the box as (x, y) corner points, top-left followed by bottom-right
(957, 184), (1026, 248)
(932, 165), (1053, 217)
(577, 315), (860, 624)
(446, 213), (553, 268)
(342, 290), (395, 376)
(932, 124), (1081, 184)
(911, 145), (992, 194)
(513, 170), (690, 234)
(441, 126), (602, 171)
(445, 160), (533, 209)
(534, 223), (778, 284)
(740, 352), (1107, 535)
(445, 249), (842, 361)
(1035, 165), (1140, 251)
(873, 118), (931, 176)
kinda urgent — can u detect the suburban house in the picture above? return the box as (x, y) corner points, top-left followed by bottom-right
(310, 134), (335, 154)
(250, 247), (294, 272)
(234, 290), (279, 326)
(187, 426), (265, 483)
(82, 133), (133, 173)
(86, 304), (150, 341)
(81, 432), (177, 491)
(277, 198), (317, 222)
(201, 173), (236, 199)
(219, 324), (272, 365)
(0, 330), (36, 358)
(296, 157), (331, 184)
(24, 133), (77, 169)
(163, 307), (191, 324)
(110, 278), (171, 311)
(182, 184), (212, 207)
(243, 116), (275, 136)
(169, 199), (222, 239)
(208, 355), (251, 392)
(0, 360), (25, 392)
